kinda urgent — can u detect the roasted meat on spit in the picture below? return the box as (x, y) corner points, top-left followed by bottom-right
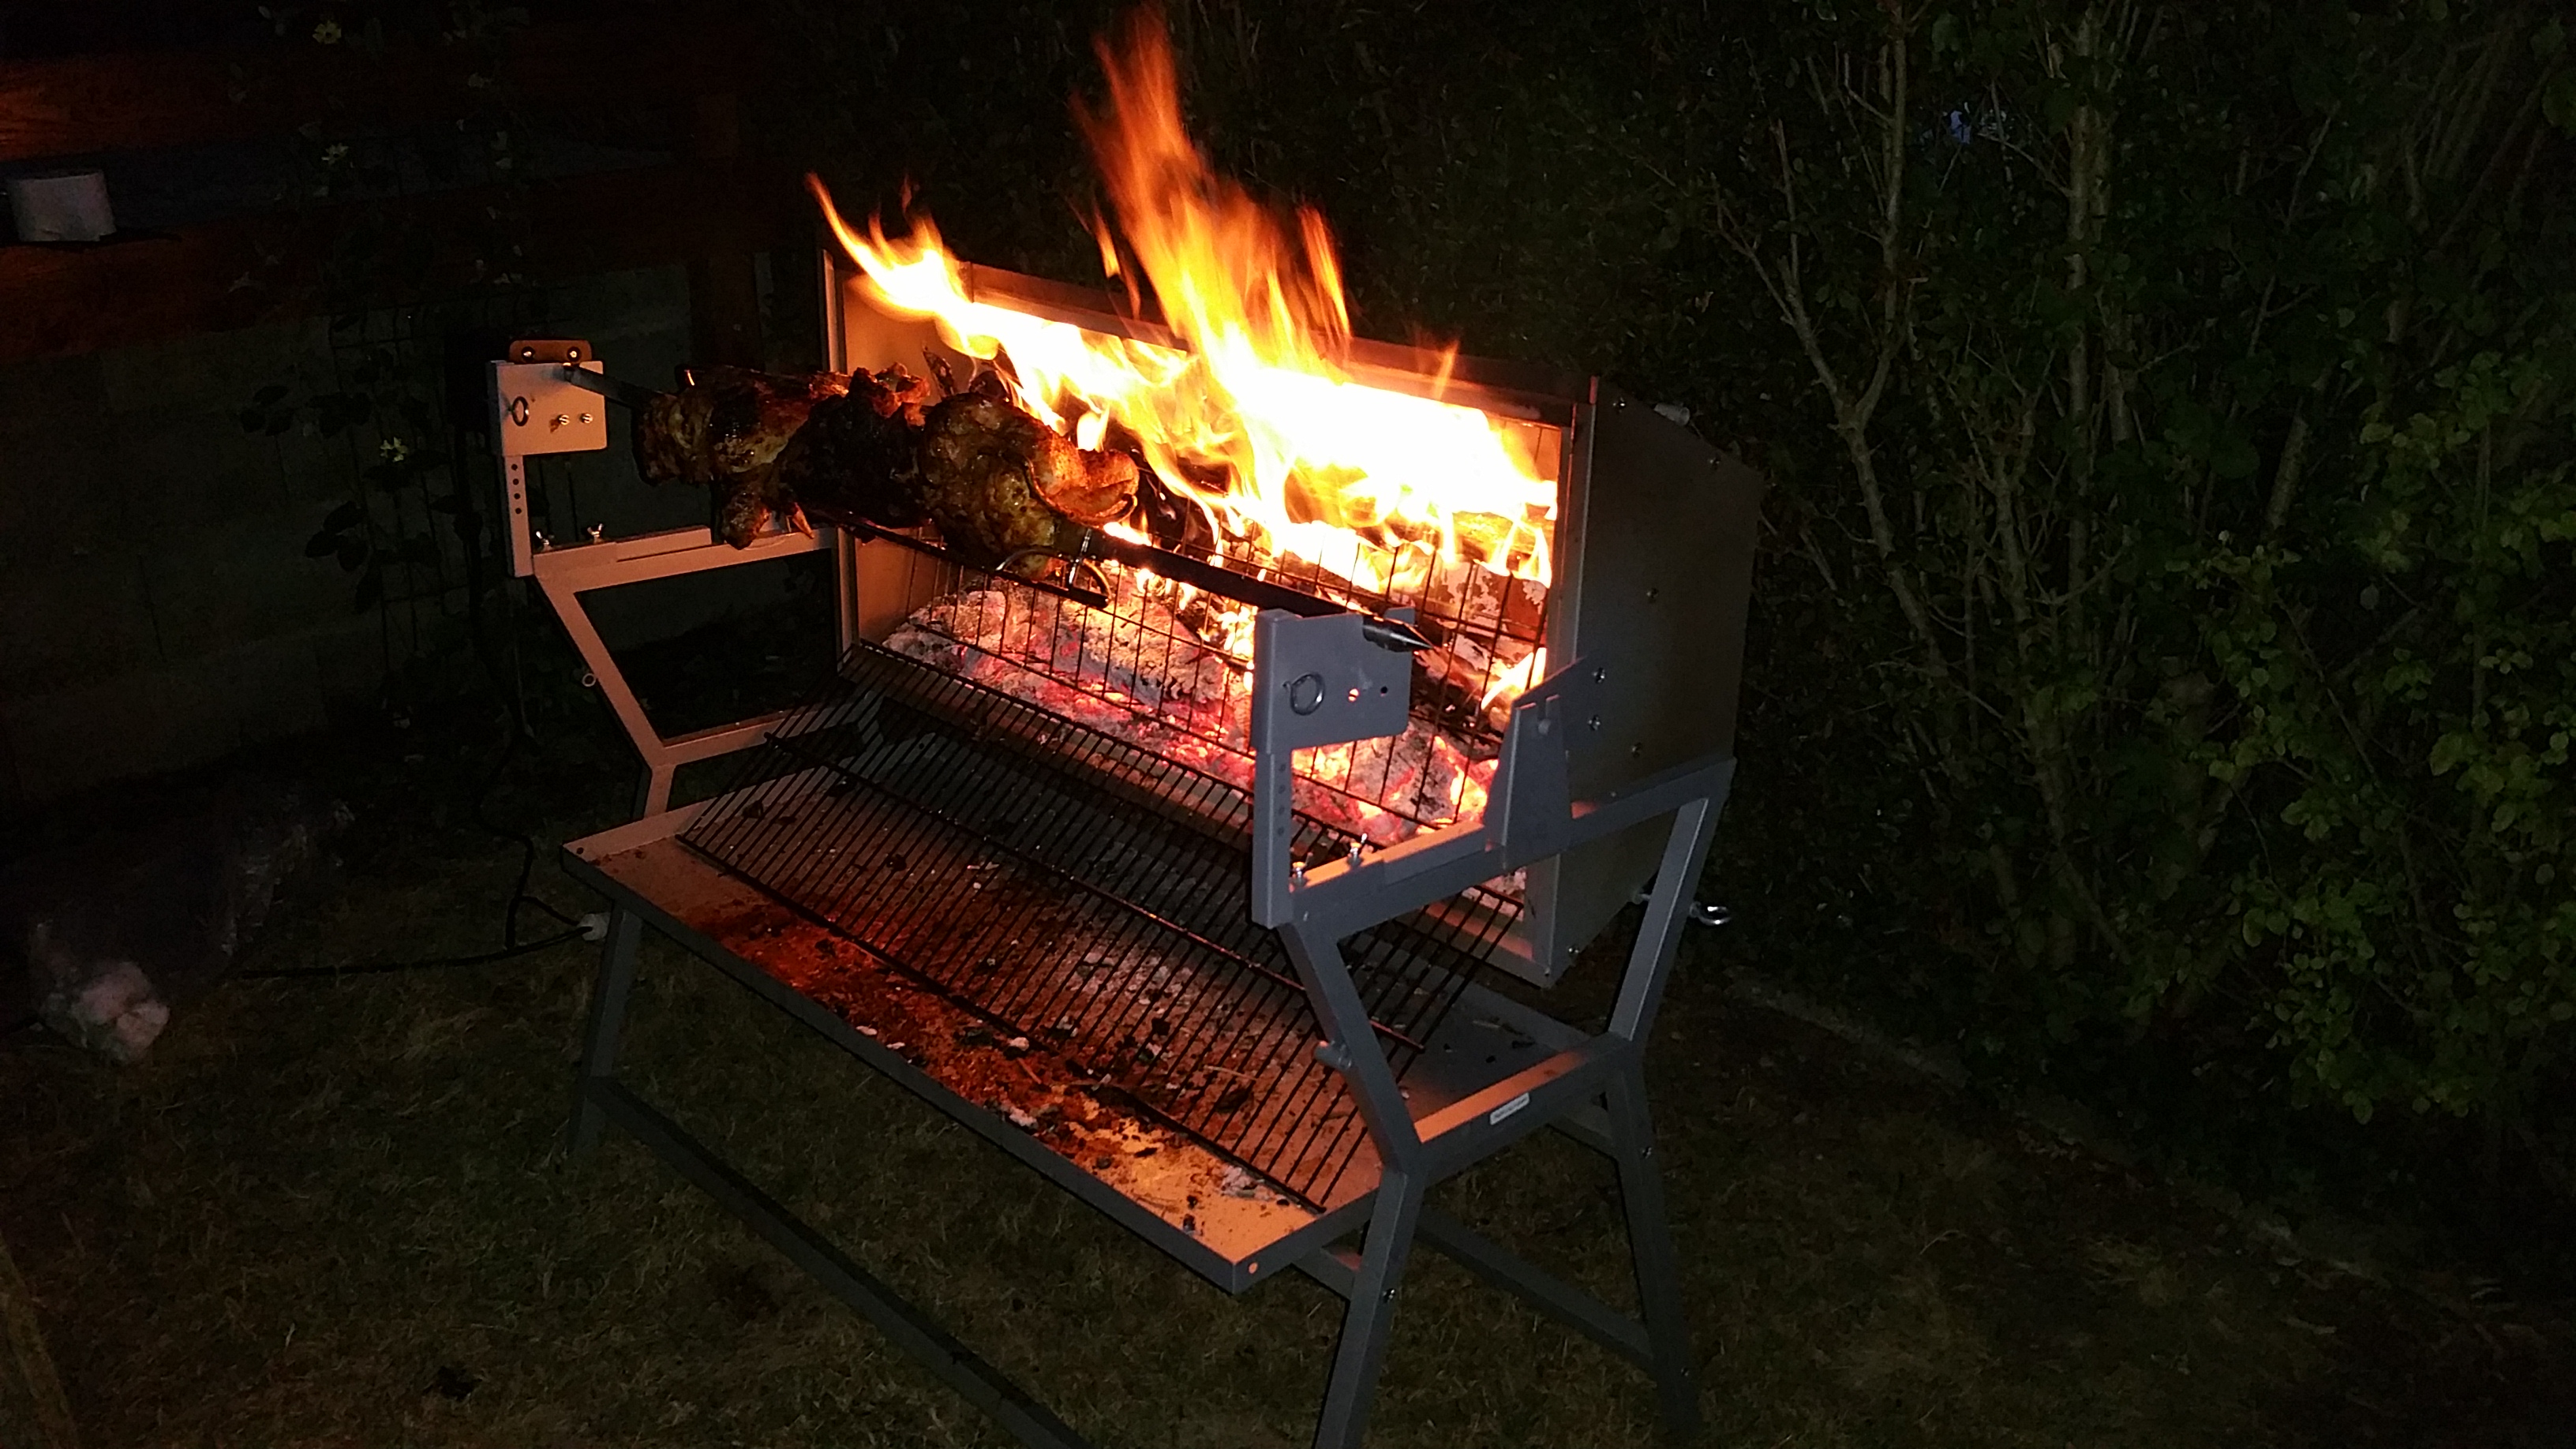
(635, 366), (847, 546)
(637, 364), (1139, 567)
(912, 386), (1139, 567)
(775, 365), (934, 531)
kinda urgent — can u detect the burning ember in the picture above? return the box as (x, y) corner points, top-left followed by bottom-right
(879, 576), (1500, 845)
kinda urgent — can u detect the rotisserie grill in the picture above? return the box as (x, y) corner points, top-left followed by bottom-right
(502, 20), (1762, 1448)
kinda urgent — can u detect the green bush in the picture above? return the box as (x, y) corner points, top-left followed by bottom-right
(1672, 1), (2576, 1156)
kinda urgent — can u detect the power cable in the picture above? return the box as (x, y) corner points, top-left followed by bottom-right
(234, 927), (586, 979)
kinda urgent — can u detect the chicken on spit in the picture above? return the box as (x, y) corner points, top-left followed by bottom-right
(635, 366), (846, 546)
(636, 363), (1138, 570)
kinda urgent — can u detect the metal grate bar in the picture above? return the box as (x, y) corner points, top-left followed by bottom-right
(683, 640), (1507, 1205)
(758, 724), (1424, 1054)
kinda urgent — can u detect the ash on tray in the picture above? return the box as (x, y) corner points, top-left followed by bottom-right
(883, 574), (1509, 847)
(733, 907), (1303, 1212)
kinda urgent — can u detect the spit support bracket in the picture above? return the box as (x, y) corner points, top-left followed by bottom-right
(489, 340), (836, 816)
(491, 339), (610, 580)
(1251, 608), (1632, 933)
(1248, 608), (1417, 928)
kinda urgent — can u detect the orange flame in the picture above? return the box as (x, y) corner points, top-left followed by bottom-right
(805, 10), (1553, 606)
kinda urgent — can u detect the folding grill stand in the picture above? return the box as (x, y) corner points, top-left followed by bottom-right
(504, 343), (1738, 1448)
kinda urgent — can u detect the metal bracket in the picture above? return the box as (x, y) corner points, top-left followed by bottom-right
(1485, 653), (1608, 869)
(1249, 608), (1414, 927)
(492, 345), (610, 579)
(489, 341), (837, 815)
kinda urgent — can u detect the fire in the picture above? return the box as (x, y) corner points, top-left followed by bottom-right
(804, 11), (1553, 605)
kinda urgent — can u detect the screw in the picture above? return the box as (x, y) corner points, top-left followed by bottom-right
(1291, 862), (1307, 887)
(578, 411), (594, 424)
(1646, 586), (1661, 603)
(586, 524), (605, 543)
(1589, 714), (1603, 730)
(1346, 840), (1365, 867)
(551, 413), (569, 429)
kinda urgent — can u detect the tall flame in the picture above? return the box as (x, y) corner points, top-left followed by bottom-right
(806, 9), (1553, 600)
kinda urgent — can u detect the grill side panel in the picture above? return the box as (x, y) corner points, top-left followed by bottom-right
(1507, 382), (1765, 984)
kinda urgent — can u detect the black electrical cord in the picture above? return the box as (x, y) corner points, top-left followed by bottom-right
(12, 376), (602, 1016)
(233, 610), (592, 986)
(234, 925), (587, 979)
(466, 716), (586, 949)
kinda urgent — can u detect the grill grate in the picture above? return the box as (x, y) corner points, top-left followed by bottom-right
(836, 520), (1545, 843)
(682, 637), (1515, 1207)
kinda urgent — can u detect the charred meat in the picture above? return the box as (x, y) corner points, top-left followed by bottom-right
(777, 365), (934, 532)
(914, 391), (1139, 567)
(638, 361), (1140, 564)
(636, 367), (847, 546)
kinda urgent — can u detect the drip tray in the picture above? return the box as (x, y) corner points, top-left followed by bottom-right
(564, 813), (1357, 1292)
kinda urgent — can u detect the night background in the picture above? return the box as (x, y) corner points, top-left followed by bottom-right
(2, 1), (2570, 1444)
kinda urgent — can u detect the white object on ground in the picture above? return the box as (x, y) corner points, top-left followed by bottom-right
(40, 958), (168, 1063)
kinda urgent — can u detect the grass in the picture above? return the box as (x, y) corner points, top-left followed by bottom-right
(2, 615), (2568, 1447)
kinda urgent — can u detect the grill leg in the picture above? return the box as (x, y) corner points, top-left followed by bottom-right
(1312, 1167), (1425, 1449)
(1608, 1069), (1701, 1442)
(566, 907), (645, 1159)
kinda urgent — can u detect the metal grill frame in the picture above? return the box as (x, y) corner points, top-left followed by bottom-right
(521, 253), (1762, 1449)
